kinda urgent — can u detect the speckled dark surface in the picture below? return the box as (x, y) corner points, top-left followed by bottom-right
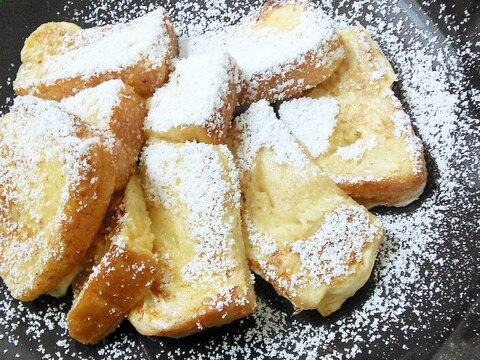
(0, 1), (478, 359)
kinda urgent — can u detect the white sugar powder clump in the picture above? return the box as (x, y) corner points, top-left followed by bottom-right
(278, 97), (339, 157)
(145, 51), (237, 137)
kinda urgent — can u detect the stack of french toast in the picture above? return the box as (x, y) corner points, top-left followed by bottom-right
(0, 0), (427, 344)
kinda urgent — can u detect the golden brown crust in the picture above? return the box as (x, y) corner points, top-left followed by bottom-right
(109, 86), (146, 192)
(236, 0), (344, 103)
(238, 39), (344, 104)
(14, 12), (178, 101)
(67, 176), (157, 344)
(0, 111), (115, 301)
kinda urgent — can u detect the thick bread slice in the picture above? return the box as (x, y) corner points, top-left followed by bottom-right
(0, 96), (115, 301)
(180, 0), (344, 104)
(227, 100), (384, 315)
(14, 8), (178, 100)
(295, 26), (427, 208)
(67, 175), (157, 344)
(144, 52), (238, 144)
(129, 141), (256, 337)
(61, 80), (146, 192)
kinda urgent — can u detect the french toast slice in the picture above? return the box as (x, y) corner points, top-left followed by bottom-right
(144, 52), (238, 144)
(289, 26), (427, 208)
(227, 100), (384, 315)
(0, 96), (115, 301)
(61, 80), (146, 192)
(67, 175), (157, 344)
(180, 0), (344, 104)
(128, 141), (256, 337)
(14, 8), (178, 100)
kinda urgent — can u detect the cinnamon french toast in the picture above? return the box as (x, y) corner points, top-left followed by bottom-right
(287, 26), (427, 208)
(61, 80), (146, 192)
(144, 52), (238, 144)
(14, 8), (178, 100)
(180, 0), (344, 104)
(227, 100), (384, 315)
(128, 141), (256, 337)
(67, 175), (157, 344)
(0, 96), (115, 301)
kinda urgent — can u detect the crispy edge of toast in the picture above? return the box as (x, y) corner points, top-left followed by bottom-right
(237, 0), (344, 103)
(0, 117), (115, 301)
(145, 76), (238, 145)
(14, 12), (178, 100)
(67, 175), (157, 344)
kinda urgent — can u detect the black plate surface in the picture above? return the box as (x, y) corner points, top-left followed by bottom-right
(0, 0), (479, 359)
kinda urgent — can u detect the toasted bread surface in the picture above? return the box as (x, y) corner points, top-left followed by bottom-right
(61, 80), (146, 192)
(227, 100), (383, 314)
(180, 0), (344, 104)
(67, 175), (157, 344)
(128, 141), (256, 337)
(0, 96), (115, 301)
(14, 9), (178, 100)
(298, 26), (427, 207)
(144, 52), (238, 144)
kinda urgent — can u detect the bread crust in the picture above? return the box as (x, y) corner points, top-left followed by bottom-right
(144, 54), (238, 145)
(62, 81), (146, 192)
(302, 26), (428, 208)
(0, 98), (115, 301)
(238, 0), (344, 103)
(67, 176), (157, 344)
(129, 142), (256, 337)
(14, 10), (178, 100)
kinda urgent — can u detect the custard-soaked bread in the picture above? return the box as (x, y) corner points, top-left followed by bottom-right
(0, 96), (115, 301)
(292, 26), (427, 208)
(61, 80), (146, 192)
(227, 101), (383, 315)
(129, 141), (256, 337)
(14, 8), (178, 100)
(67, 175), (157, 344)
(180, 0), (344, 104)
(144, 52), (238, 144)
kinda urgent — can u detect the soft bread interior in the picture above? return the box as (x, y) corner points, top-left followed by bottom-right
(129, 141), (256, 337)
(228, 100), (383, 314)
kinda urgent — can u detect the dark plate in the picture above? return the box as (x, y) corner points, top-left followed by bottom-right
(0, 0), (479, 359)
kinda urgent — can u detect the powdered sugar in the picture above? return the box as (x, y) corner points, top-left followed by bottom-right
(278, 97), (338, 157)
(15, 8), (172, 88)
(231, 100), (310, 171)
(144, 51), (236, 139)
(0, 0), (478, 359)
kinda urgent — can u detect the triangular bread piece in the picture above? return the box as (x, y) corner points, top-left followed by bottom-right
(284, 26), (427, 207)
(14, 8), (177, 100)
(227, 100), (383, 315)
(67, 175), (157, 344)
(0, 96), (115, 301)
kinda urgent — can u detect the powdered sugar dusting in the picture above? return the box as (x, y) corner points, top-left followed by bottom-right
(231, 100), (309, 171)
(144, 51), (237, 139)
(0, 0), (478, 359)
(15, 8), (172, 89)
(278, 97), (338, 157)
